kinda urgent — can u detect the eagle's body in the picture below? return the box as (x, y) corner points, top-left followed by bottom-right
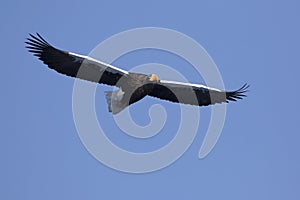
(105, 72), (157, 114)
(26, 33), (248, 114)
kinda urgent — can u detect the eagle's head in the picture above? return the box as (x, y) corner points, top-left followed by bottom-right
(148, 74), (159, 82)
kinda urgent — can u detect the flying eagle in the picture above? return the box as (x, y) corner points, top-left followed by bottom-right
(26, 33), (248, 114)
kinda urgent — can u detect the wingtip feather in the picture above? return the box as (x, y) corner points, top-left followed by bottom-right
(226, 83), (249, 102)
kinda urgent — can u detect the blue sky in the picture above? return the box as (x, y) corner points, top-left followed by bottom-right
(2, 0), (300, 199)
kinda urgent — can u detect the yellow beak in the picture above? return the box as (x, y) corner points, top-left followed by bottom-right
(149, 74), (159, 81)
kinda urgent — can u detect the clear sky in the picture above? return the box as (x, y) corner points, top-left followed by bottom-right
(2, 0), (300, 199)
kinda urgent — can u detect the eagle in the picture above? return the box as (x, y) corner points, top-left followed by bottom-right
(26, 33), (248, 114)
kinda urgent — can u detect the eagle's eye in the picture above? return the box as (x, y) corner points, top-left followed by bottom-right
(149, 74), (159, 81)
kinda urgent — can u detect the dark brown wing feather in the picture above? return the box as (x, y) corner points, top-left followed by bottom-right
(25, 33), (129, 86)
(148, 80), (249, 106)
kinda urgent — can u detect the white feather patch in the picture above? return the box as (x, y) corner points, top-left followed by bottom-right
(160, 80), (223, 92)
(68, 52), (129, 75)
(113, 88), (125, 101)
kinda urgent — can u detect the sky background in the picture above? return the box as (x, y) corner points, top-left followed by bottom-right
(2, 0), (300, 199)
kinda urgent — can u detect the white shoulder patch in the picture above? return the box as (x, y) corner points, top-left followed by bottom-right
(160, 80), (222, 92)
(68, 52), (128, 75)
(68, 52), (87, 62)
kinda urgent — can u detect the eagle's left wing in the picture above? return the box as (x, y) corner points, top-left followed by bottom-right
(148, 80), (249, 106)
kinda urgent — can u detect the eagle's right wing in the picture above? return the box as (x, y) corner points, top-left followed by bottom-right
(25, 33), (129, 86)
(148, 80), (249, 106)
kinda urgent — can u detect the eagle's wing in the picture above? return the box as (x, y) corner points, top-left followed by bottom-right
(25, 33), (128, 86)
(148, 80), (249, 106)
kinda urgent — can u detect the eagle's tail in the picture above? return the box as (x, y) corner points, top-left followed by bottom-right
(104, 90), (128, 115)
